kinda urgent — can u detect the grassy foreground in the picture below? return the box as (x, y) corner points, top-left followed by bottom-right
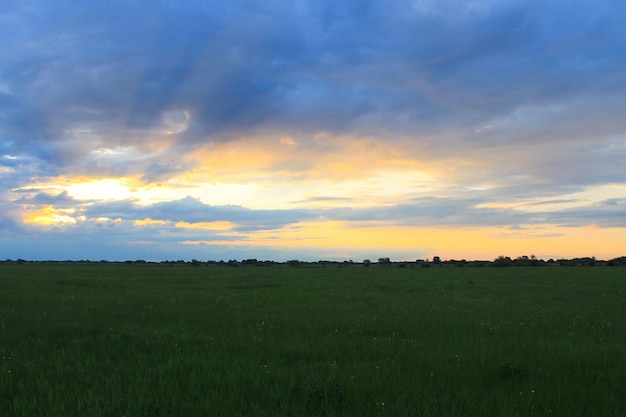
(1, 264), (625, 416)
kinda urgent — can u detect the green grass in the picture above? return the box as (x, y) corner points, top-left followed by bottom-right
(1, 264), (625, 416)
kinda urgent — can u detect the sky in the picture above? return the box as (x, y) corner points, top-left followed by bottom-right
(1, 0), (625, 262)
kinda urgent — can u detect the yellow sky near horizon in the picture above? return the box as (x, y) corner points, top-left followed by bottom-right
(21, 193), (625, 260)
(178, 220), (626, 261)
(4, 0), (626, 263)
(12, 134), (626, 261)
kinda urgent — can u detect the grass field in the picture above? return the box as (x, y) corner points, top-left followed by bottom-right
(1, 264), (625, 416)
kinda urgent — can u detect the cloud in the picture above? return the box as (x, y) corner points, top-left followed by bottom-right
(0, 202), (20, 232)
(81, 196), (316, 232)
(15, 190), (76, 206)
(1, 0), (626, 260)
(21, 186), (624, 235)
(4, 0), (624, 154)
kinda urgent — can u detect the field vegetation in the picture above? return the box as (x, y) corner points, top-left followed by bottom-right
(1, 264), (625, 416)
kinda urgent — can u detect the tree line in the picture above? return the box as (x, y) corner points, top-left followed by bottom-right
(4, 255), (626, 267)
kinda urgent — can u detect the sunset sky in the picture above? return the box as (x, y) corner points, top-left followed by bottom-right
(1, 0), (625, 262)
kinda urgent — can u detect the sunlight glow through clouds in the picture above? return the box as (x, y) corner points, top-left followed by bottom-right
(135, 181), (264, 207)
(185, 134), (412, 181)
(2, 0), (626, 261)
(65, 178), (134, 201)
(175, 221), (235, 231)
(134, 218), (168, 226)
(173, 135), (440, 209)
(24, 207), (77, 225)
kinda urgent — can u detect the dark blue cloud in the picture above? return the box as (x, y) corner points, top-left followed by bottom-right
(4, 0), (625, 162)
(15, 190), (75, 206)
(83, 196), (317, 231)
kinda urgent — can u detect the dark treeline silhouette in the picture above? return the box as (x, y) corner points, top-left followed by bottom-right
(3, 255), (626, 267)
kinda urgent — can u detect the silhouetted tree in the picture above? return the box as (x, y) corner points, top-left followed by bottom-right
(608, 256), (626, 266)
(494, 256), (513, 267)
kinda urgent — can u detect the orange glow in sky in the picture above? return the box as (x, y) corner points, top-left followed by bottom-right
(3, 0), (626, 261)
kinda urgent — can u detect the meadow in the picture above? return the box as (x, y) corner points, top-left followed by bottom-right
(1, 263), (625, 416)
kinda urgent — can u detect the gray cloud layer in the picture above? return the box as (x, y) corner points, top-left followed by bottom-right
(3, 1), (624, 153)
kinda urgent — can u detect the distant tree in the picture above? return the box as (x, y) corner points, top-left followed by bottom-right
(363, 259), (371, 267)
(378, 257), (391, 265)
(494, 256), (513, 267)
(191, 259), (201, 266)
(514, 256), (530, 267)
(529, 254), (543, 267)
(571, 257), (597, 266)
(608, 256), (626, 266)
